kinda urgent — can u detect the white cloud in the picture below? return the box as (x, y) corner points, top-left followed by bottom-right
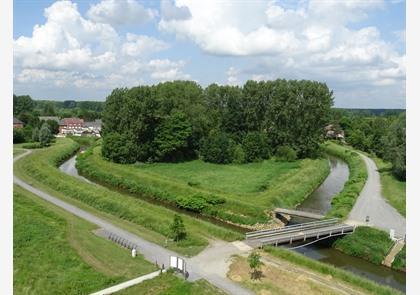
(87, 0), (157, 26)
(226, 67), (240, 85)
(160, 0), (191, 21)
(14, 0), (190, 97)
(158, 0), (404, 107)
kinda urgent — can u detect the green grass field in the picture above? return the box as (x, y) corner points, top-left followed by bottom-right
(13, 138), (243, 257)
(14, 185), (157, 294)
(76, 144), (330, 225)
(332, 226), (394, 265)
(372, 157), (406, 217)
(116, 273), (226, 295)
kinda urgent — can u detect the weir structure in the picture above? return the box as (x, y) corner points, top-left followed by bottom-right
(245, 218), (355, 247)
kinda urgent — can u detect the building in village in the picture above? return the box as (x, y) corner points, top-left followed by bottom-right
(58, 118), (101, 137)
(13, 117), (24, 128)
(325, 124), (345, 140)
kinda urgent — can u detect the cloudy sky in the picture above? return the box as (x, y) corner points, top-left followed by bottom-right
(13, 0), (405, 108)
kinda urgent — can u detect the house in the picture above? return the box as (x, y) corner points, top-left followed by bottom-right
(59, 118), (84, 133)
(13, 117), (24, 128)
(325, 124), (345, 141)
(39, 116), (60, 123)
(83, 119), (102, 137)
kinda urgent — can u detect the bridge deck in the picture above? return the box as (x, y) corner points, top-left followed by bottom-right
(274, 208), (325, 219)
(246, 218), (355, 247)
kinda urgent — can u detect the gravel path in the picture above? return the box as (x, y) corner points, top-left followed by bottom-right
(347, 153), (406, 238)
(14, 150), (254, 295)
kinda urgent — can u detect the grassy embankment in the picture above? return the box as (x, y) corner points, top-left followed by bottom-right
(322, 141), (368, 219)
(372, 157), (406, 217)
(76, 143), (330, 227)
(14, 185), (227, 294)
(392, 245), (406, 272)
(264, 246), (402, 295)
(14, 185), (156, 294)
(14, 138), (243, 257)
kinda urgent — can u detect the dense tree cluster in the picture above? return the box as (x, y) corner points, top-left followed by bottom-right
(331, 110), (406, 180)
(102, 80), (334, 164)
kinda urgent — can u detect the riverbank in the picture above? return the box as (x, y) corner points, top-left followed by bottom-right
(321, 141), (368, 219)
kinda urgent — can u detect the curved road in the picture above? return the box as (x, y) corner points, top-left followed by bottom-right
(347, 153), (406, 238)
(13, 151), (254, 295)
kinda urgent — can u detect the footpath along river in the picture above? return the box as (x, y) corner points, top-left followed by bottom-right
(60, 153), (405, 292)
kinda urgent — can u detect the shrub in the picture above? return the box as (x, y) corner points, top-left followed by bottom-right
(232, 144), (246, 164)
(175, 196), (208, 212)
(242, 132), (270, 162)
(275, 146), (297, 162)
(39, 122), (53, 147)
(200, 130), (235, 164)
(13, 128), (25, 144)
(202, 194), (226, 205)
(169, 214), (187, 241)
(102, 133), (138, 164)
(22, 142), (43, 149)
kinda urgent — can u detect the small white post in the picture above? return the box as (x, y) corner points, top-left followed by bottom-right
(390, 229), (395, 241)
(131, 248), (137, 258)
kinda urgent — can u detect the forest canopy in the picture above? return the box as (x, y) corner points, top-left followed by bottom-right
(101, 79), (334, 164)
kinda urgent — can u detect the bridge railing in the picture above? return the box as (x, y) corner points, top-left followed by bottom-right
(246, 218), (340, 239)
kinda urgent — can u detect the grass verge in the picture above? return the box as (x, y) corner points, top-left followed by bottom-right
(14, 185), (157, 294)
(372, 157), (406, 217)
(264, 246), (401, 295)
(14, 138), (243, 257)
(322, 141), (368, 219)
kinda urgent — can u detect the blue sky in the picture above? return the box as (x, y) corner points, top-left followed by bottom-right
(13, 0), (406, 108)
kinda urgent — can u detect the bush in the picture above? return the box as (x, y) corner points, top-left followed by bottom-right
(102, 133), (138, 164)
(22, 142), (43, 149)
(200, 130), (235, 164)
(242, 132), (270, 162)
(13, 128), (25, 144)
(275, 146), (297, 162)
(175, 196), (208, 213)
(232, 144), (246, 164)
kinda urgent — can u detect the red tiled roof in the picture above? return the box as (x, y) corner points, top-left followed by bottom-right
(59, 118), (84, 125)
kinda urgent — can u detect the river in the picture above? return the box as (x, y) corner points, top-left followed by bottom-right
(290, 156), (405, 292)
(60, 153), (405, 292)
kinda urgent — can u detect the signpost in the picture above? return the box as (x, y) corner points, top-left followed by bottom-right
(170, 255), (187, 279)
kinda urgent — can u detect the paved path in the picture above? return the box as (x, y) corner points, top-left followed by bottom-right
(347, 153), (406, 237)
(13, 151), (254, 295)
(91, 270), (164, 295)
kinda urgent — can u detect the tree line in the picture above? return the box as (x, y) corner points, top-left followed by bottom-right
(331, 109), (406, 181)
(101, 80), (334, 164)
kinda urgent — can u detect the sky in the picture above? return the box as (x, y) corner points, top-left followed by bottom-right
(13, 0), (406, 108)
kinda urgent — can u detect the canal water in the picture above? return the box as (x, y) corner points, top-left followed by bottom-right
(289, 156), (406, 292)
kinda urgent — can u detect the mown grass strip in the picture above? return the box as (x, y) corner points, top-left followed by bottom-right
(14, 138), (243, 256)
(264, 246), (402, 295)
(322, 141), (368, 219)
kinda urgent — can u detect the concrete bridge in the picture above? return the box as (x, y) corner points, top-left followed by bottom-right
(274, 207), (325, 220)
(245, 218), (355, 247)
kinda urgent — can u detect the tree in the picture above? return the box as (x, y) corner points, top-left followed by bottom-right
(200, 130), (235, 164)
(13, 128), (25, 144)
(169, 214), (186, 242)
(248, 251), (263, 280)
(38, 123), (53, 147)
(45, 119), (59, 134)
(242, 132), (270, 162)
(42, 102), (56, 116)
(32, 127), (39, 142)
(153, 111), (193, 162)
(101, 132), (138, 164)
(13, 95), (35, 116)
(275, 146), (297, 162)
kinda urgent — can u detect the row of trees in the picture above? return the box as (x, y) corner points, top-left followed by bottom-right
(102, 80), (334, 164)
(331, 110), (406, 180)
